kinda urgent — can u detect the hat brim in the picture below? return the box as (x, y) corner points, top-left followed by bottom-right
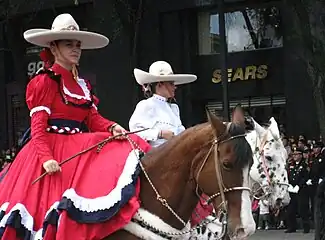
(134, 68), (197, 85)
(24, 29), (109, 49)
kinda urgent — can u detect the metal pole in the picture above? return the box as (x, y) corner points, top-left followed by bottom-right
(218, 0), (230, 121)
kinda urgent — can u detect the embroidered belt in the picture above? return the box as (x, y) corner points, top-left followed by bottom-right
(47, 119), (86, 135)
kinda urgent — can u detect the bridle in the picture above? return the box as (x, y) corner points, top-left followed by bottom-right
(193, 122), (250, 239)
(251, 129), (289, 201)
(124, 122), (251, 239)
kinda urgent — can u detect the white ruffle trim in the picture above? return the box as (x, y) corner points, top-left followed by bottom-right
(123, 208), (191, 240)
(0, 201), (59, 239)
(92, 104), (98, 110)
(63, 78), (91, 101)
(30, 106), (51, 117)
(62, 149), (140, 212)
(0, 201), (60, 239)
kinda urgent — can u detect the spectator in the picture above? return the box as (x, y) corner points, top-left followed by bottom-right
(258, 199), (270, 230)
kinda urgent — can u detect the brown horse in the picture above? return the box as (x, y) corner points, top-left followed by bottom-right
(104, 111), (255, 240)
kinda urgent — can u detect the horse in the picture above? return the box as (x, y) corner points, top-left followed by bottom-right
(248, 117), (290, 208)
(188, 116), (290, 239)
(103, 111), (255, 240)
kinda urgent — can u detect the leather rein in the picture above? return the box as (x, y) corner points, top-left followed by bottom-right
(125, 122), (250, 239)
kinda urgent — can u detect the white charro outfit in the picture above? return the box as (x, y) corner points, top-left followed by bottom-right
(129, 61), (197, 147)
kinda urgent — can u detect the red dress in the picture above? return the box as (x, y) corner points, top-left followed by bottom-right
(0, 63), (150, 240)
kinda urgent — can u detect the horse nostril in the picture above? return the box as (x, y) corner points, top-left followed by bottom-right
(276, 198), (282, 204)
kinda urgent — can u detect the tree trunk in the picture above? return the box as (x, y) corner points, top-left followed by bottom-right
(312, 77), (325, 138)
(285, 0), (325, 138)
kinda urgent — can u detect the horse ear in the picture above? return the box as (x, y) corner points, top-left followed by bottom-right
(251, 117), (266, 138)
(268, 117), (280, 141)
(206, 109), (226, 136)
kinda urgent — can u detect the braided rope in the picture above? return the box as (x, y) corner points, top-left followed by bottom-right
(125, 135), (227, 239)
(46, 125), (81, 134)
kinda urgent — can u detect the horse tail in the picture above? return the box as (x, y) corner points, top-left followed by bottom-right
(315, 180), (325, 240)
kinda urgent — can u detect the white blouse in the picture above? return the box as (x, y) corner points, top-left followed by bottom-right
(129, 94), (186, 147)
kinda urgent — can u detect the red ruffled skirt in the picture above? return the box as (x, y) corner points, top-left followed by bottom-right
(0, 132), (150, 240)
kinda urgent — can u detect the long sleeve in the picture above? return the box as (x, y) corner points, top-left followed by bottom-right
(85, 95), (115, 132)
(129, 100), (160, 141)
(26, 74), (56, 163)
(170, 103), (186, 134)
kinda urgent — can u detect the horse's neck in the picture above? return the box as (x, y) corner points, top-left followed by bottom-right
(138, 136), (205, 230)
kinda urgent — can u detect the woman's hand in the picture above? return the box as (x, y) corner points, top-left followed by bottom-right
(43, 160), (61, 174)
(160, 130), (174, 140)
(110, 124), (127, 139)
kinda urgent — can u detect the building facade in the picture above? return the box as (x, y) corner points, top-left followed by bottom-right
(0, 0), (319, 149)
(136, 0), (318, 137)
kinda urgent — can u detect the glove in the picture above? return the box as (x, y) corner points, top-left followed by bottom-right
(293, 185), (300, 193)
(288, 184), (294, 193)
(319, 178), (323, 184)
(306, 179), (312, 185)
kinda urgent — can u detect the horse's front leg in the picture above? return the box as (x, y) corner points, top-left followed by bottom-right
(102, 229), (140, 240)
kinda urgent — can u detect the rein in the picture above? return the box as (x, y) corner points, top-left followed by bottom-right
(32, 123), (250, 239)
(193, 123), (250, 239)
(123, 122), (250, 239)
(251, 129), (289, 200)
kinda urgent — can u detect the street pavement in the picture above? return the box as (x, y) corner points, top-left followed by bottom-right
(249, 229), (314, 240)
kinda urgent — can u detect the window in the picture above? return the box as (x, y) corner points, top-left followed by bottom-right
(206, 96), (286, 125)
(198, 6), (283, 55)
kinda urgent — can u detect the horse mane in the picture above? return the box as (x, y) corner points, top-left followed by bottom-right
(143, 122), (252, 170)
(228, 123), (253, 168)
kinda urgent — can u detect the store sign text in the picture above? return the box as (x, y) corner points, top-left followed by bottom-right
(212, 65), (268, 84)
(27, 61), (44, 77)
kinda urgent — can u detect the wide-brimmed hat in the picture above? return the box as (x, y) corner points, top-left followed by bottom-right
(23, 13), (109, 49)
(134, 61), (197, 86)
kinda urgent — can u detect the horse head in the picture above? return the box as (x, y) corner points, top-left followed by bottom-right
(248, 117), (290, 208)
(196, 110), (255, 239)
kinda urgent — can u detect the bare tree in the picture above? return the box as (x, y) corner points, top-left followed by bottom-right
(285, 0), (325, 138)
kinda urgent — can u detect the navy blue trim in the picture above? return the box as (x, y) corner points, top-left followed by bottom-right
(57, 162), (141, 224)
(0, 210), (31, 240)
(48, 119), (82, 129)
(48, 119), (89, 133)
(0, 208), (60, 240)
(42, 209), (60, 238)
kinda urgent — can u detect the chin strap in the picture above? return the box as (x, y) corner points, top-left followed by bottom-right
(72, 64), (79, 80)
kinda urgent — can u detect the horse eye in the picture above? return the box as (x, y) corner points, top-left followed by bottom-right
(271, 139), (275, 142)
(222, 162), (234, 170)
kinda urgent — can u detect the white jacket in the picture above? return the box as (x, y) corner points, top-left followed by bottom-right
(129, 94), (185, 147)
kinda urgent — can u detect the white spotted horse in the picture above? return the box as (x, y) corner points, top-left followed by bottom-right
(248, 117), (290, 208)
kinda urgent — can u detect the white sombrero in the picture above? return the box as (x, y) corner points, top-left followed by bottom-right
(23, 13), (109, 49)
(134, 61), (197, 85)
